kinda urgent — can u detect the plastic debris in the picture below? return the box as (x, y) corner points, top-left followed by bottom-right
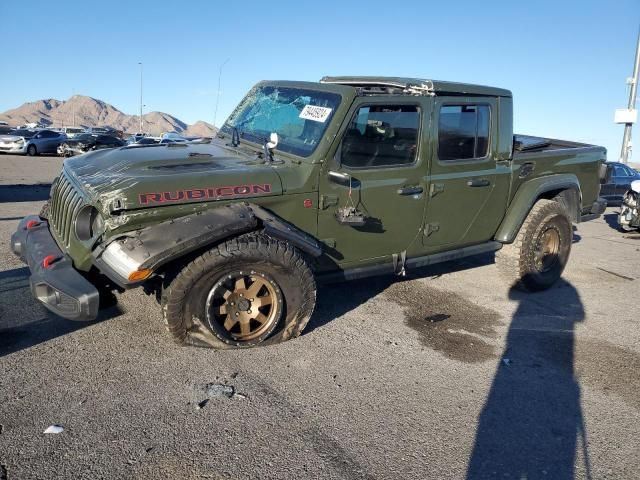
(44, 425), (64, 434)
(203, 383), (235, 398)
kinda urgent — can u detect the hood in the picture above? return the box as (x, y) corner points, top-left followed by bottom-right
(63, 141), (283, 213)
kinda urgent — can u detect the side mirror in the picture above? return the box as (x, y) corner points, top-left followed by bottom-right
(328, 170), (351, 185)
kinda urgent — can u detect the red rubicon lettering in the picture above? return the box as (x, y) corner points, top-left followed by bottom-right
(139, 193), (162, 204)
(187, 189), (206, 199)
(138, 184), (272, 205)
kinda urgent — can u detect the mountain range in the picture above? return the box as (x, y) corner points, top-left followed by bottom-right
(0, 95), (217, 137)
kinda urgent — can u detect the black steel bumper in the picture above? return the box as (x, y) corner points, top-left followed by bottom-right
(580, 197), (607, 222)
(11, 215), (99, 321)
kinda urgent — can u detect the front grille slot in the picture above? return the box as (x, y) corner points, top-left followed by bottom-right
(49, 173), (85, 248)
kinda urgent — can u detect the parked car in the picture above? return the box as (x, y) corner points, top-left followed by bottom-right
(60, 127), (86, 138)
(12, 76), (607, 351)
(600, 161), (640, 206)
(618, 181), (640, 232)
(130, 137), (159, 145)
(58, 134), (125, 156)
(0, 129), (65, 155)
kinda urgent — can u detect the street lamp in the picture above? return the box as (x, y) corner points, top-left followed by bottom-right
(213, 58), (230, 128)
(138, 62), (143, 134)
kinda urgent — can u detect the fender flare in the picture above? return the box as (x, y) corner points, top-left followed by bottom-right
(494, 174), (581, 243)
(94, 203), (322, 286)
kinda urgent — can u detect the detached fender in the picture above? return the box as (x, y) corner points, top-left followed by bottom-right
(94, 203), (322, 287)
(495, 174), (581, 243)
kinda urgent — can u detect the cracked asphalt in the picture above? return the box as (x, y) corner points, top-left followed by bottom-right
(0, 154), (639, 479)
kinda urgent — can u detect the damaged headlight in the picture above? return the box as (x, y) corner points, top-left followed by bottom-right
(101, 241), (152, 282)
(74, 205), (104, 241)
(623, 191), (638, 208)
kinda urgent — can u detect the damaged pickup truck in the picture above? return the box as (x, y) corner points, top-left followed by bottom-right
(11, 77), (607, 349)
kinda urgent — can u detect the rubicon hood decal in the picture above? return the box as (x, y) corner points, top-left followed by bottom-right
(139, 183), (272, 205)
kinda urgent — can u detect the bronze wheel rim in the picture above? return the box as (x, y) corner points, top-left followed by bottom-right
(206, 271), (281, 343)
(535, 228), (561, 273)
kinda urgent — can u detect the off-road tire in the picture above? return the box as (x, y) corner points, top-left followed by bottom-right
(27, 145), (37, 156)
(496, 199), (572, 291)
(161, 233), (316, 349)
(39, 201), (50, 219)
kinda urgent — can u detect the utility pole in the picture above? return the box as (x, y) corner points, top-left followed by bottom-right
(72, 89), (76, 127)
(618, 28), (640, 164)
(138, 62), (143, 134)
(213, 58), (230, 128)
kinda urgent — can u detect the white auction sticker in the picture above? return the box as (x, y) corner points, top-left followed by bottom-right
(299, 105), (332, 123)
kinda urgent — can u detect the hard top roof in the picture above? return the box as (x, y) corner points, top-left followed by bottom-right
(320, 76), (512, 98)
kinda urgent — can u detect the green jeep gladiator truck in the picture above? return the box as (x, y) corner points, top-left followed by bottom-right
(11, 76), (607, 349)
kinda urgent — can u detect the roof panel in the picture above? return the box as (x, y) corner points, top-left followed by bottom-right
(320, 76), (512, 97)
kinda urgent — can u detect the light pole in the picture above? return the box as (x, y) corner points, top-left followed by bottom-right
(138, 62), (144, 134)
(213, 58), (230, 128)
(619, 28), (640, 164)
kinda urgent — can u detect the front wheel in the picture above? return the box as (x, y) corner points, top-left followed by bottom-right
(161, 233), (317, 349)
(496, 199), (572, 291)
(27, 145), (37, 156)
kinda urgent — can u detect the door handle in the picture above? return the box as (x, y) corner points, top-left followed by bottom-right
(466, 179), (491, 187)
(397, 186), (424, 196)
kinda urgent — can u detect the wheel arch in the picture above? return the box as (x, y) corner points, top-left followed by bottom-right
(94, 203), (322, 287)
(495, 174), (581, 244)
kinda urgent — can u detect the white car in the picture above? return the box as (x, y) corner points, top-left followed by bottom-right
(60, 127), (86, 138)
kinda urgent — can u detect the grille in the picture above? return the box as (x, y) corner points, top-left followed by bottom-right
(49, 172), (85, 248)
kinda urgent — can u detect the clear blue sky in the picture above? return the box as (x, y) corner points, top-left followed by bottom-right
(0, 0), (638, 159)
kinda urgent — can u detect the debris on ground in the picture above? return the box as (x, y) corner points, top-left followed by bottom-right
(0, 464), (7, 480)
(196, 399), (209, 410)
(43, 425), (64, 434)
(204, 383), (235, 398)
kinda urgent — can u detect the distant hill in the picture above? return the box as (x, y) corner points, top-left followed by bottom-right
(0, 95), (217, 137)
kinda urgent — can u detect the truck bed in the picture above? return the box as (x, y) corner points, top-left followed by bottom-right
(513, 134), (595, 153)
(510, 135), (606, 217)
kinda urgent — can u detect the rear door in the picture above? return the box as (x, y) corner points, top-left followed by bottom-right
(422, 97), (511, 250)
(317, 97), (430, 267)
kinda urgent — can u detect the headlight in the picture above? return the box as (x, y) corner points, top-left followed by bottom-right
(101, 241), (152, 282)
(74, 205), (104, 241)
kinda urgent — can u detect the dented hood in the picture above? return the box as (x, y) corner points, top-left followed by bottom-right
(63, 142), (283, 212)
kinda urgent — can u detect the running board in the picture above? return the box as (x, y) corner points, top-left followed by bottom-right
(318, 241), (502, 284)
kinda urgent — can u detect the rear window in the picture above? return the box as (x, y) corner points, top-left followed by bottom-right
(438, 105), (490, 160)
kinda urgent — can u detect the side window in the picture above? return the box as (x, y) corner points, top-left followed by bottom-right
(614, 165), (630, 177)
(438, 105), (490, 160)
(340, 105), (420, 168)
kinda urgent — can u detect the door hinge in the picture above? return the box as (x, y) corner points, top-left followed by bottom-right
(429, 183), (445, 197)
(319, 194), (338, 210)
(424, 223), (440, 236)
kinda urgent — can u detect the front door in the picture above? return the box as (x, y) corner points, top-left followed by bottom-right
(423, 97), (511, 250)
(317, 98), (430, 267)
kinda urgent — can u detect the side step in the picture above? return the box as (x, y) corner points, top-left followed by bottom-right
(318, 241), (502, 284)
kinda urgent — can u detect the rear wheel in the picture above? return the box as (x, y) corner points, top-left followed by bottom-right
(27, 145), (37, 156)
(161, 233), (316, 349)
(496, 199), (572, 291)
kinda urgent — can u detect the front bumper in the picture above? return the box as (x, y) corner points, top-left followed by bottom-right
(580, 197), (607, 222)
(11, 215), (99, 321)
(0, 142), (27, 154)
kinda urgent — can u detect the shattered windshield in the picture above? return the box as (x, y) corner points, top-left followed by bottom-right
(222, 86), (341, 158)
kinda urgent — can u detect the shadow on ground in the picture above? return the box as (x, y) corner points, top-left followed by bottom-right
(0, 184), (51, 203)
(0, 266), (121, 358)
(467, 279), (589, 479)
(307, 252), (496, 333)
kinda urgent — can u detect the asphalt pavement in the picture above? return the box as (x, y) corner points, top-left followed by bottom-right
(0, 154), (639, 479)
